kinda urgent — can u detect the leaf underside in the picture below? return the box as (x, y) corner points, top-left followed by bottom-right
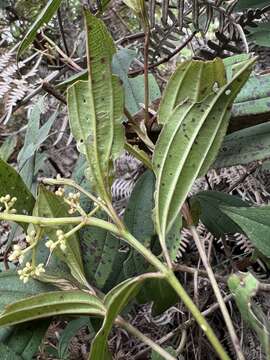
(153, 57), (255, 243)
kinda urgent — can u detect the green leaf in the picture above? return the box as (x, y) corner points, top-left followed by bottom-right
(0, 290), (105, 328)
(221, 205), (270, 257)
(34, 186), (89, 288)
(0, 159), (35, 231)
(0, 271), (55, 313)
(0, 343), (23, 359)
(137, 278), (178, 316)
(0, 137), (17, 162)
(60, 48), (160, 116)
(193, 191), (249, 237)
(228, 272), (270, 355)
(232, 73), (270, 118)
(81, 219), (128, 292)
(153, 58), (254, 243)
(18, 101), (56, 169)
(18, 0), (63, 58)
(247, 21), (270, 48)
(89, 275), (156, 359)
(58, 317), (90, 359)
(158, 59), (226, 124)
(18, 99), (56, 194)
(112, 48), (160, 115)
(123, 171), (156, 278)
(235, 0), (270, 10)
(3, 320), (50, 360)
(215, 121), (270, 168)
(67, 11), (124, 201)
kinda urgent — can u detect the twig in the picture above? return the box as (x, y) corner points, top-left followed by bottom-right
(129, 31), (197, 76)
(116, 317), (176, 360)
(144, 28), (150, 124)
(134, 294), (233, 359)
(57, 8), (70, 56)
(42, 81), (67, 105)
(173, 264), (228, 284)
(226, 161), (262, 193)
(42, 33), (83, 72)
(188, 224), (245, 360)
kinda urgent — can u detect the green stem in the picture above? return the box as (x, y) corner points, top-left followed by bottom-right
(0, 212), (230, 359)
(166, 272), (230, 360)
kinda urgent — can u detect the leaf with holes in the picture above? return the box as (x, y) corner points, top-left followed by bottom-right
(18, 0), (63, 58)
(158, 59), (226, 124)
(153, 58), (254, 245)
(67, 11), (124, 201)
(0, 291), (105, 328)
(220, 205), (270, 258)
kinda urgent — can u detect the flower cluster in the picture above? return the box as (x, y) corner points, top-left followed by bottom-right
(8, 230), (36, 264)
(66, 192), (81, 214)
(45, 229), (67, 253)
(8, 244), (24, 264)
(0, 194), (17, 214)
(18, 262), (45, 283)
(55, 186), (81, 215)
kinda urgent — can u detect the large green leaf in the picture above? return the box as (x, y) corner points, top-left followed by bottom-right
(247, 22), (270, 48)
(89, 275), (158, 359)
(158, 59), (226, 124)
(0, 343), (22, 359)
(3, 320), (50, 360)
(228, 273), (270, 355)
(81, 220), (128, 292)
(232, 73), (270, 118)
(235, 0), (270, 10)
(193, 191), (249, 237)
(67, 11), (124, 201)
(0, 291), (105, 328)
(221, 205), (270, 257)
(123, 171), (156, 278)
(137, 278), (178, 316)
(215, 121), (270, 168)
(34, 186), (89, 288)
(0, 271), (55, 313)
(59, 48), (160, 116)
(0, 159), (35, 231)
(153, 58), (254, 243)
(18, 0), (63, 58)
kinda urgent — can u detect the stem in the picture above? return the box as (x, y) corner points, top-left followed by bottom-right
(116, 317), (176, 360)
(123, 232), (230, 360)
(166, 272), (230, 360)
(0, 213), (229, 359)
(143, 27), (150, 124)
(189, 225), (244, 360)
(42, 177), (111, 217)
(57, 8), (70, 56)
